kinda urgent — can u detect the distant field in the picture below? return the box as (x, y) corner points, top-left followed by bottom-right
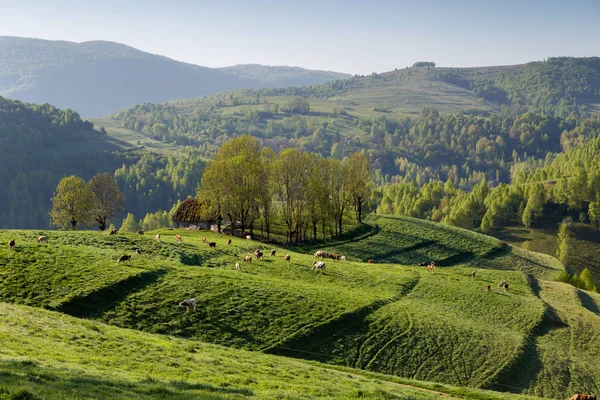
(88, 118), (180, 156)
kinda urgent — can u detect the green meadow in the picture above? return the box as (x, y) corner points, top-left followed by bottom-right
(0, 215), (598, 399)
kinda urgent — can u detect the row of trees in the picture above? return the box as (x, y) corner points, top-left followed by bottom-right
(197, 135), (372, 243)
(50, 174), (124, 230)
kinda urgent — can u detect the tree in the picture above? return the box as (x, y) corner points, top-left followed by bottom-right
(522, 182), (545, 228)
(344, 151), (373, 223)
(140, 210), (171, 231)
(120, 213), (139, 233)
(283, 97), (310, 115)
(50, 175), (94, 230)
(197, 135), (263, 233)
(579, 268), (597, 292)
(556, 220), (571, 264)
(271, 148), (310, 243)
(88, 173), (125, 231)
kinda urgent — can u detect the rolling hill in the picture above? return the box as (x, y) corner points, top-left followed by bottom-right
(0, 36), (350, 117)
(219, 64), (351, 87)
(1, 215), (598, 399)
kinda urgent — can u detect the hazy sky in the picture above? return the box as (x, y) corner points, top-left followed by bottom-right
(0, 0), (598, 74)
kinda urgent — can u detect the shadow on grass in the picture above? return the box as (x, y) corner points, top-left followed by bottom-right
(578, 290), (600, 315)
(487, 305), (566, 394)
(55, 269), (168, 318)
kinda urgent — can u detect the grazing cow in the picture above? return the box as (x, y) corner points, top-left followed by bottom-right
(471, 270), (476, 280)
(254, 250), (264, 260)
(202, 237), (207, 244)
(312, 261), (326, 272)
(243, 255), (253, 263)
(498, 280), (507, 288)
(179, 298), (196, 312)
(109, 229), (117, 236)
(270, 249), (276, 257)
(367, 259), (375, 263)
(235, 262), (241, 271)
(135, 249), (142, 255)
(417, 262), (428, 267)
(118, 254), (132, 264)
(8, 239), (15, 250)
(569, 395), (597, 400)
(329, 253), (341, 261)
(227, 238), (232, 245)
(246, 235), (252, 240)
(155, 234), (161, 242)
(504, 283), (509, 292)
(314, 250), (326, 258)
(136, 230), (144, 235)
(485, 285), (491, 293)
(427, 262), (435, 274)
(37, 235), (48, 244)
(340, 256), (346, 261)
(284, 254), (291, 263)
(207, 242), (216, 248)
(175, 235), (183, 243)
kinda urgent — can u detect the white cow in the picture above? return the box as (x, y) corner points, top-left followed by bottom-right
(312, 261), (326, 272)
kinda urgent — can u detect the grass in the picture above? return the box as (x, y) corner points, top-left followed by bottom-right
(0, 215), (596, 399)
(0, 302), (456, 400)
(88, 118), (180, 156)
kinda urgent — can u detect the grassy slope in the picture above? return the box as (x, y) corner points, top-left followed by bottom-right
(0, 302), (453, 400)
(0, 216), (597, 399)
(88, 118), (180, 156)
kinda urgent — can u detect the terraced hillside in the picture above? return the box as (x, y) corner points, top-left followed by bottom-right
(0, 215), (597, 399)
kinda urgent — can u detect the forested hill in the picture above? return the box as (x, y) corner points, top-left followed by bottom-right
(0, 36), (350, 118)
(0, 97), (204, 229)
(219, 64), (352, 87)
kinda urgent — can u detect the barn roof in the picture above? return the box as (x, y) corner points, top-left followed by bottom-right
(171, 198), (213, 224)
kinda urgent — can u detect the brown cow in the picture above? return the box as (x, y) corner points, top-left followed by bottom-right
(367, 259), (375, 263)
(207, 242), (216, 248)
(329, 253), (341, 261)
(175, 235), (183, 243)
(254, 250), (263, 260)
(118, 255), (132, 264)
(136, 230), (144, 235)
(284, 254), (291, 263)
(37, 235), (48, 244)
(109, 229), (117, 236)
(8, 239), (15, 250)
(314, 250), (326, 258)
(427, 262), (435, 274)
(569, 395), (597, 400)
(242, 255), (253, 263)
(227, 238), (232, 245)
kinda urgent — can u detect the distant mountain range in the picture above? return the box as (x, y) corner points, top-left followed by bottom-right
(0, 36), (351, 117)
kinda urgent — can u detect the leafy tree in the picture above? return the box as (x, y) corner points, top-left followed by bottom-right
(345, 151), (373, 223)
(120, 213), (139, 233)
(50, 176), (95, 230)
(197, 135), (263, 233)
(282, 97), (310, 115)
(140, 210), (171, 231)
(88, 173), (125, 231)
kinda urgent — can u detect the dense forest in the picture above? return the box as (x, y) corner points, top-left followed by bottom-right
(0, 97), (203, 229)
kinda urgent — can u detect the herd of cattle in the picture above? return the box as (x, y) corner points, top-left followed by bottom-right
(6, 232), (510, 306)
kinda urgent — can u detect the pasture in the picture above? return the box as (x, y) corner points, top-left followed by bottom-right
(0, 215), (598, 399)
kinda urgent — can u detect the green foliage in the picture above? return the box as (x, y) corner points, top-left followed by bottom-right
(88, 173), (124, 231)
(120, 213), (139, 233)
(50, 176), (95, 230)
(140, 210), (171, 231)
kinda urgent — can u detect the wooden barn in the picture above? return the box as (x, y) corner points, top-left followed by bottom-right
(171, 198), (214, 229)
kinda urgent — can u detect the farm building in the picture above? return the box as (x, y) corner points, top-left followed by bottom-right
(171, 198), (214, 229)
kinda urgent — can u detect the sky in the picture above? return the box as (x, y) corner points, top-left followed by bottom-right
(0, 0), (598, 75)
